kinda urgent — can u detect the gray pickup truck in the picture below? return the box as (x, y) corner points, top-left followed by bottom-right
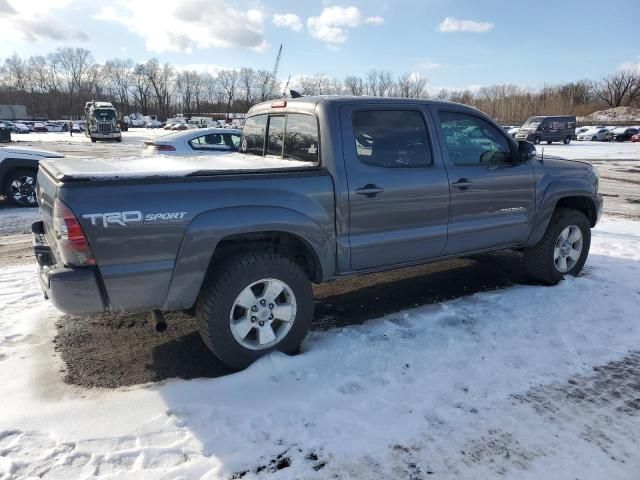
(32, 97), (603, 369)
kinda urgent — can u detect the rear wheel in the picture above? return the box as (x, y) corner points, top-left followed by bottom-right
(533, 136), (541, 145)
(564, 136), (571, 144)
(2, 168), (38, 207)
(591, 136), (597, 141)
(91, 137), (96, 143)
(523, 208), (590, 285)
(196, 251), (313, 369)
(546, 140), (552, 145)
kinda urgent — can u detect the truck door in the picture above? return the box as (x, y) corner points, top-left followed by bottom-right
(340, 105), (450, 271)
(430, 107), (536, 255)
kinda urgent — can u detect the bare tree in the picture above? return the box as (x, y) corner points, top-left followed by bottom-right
(366, 69), (379, 96)
(255, 69), (275, 102)
(218, 69), (239, 116)
(51, 48), (94, 116)
(104, 58), (133, 113)
(344, 75), (364, 96)
(592, 70), (640, 108)
(377, 70), (395, 97)
(239, 67), (256, 107)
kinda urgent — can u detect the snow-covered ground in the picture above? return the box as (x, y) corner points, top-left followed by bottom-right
(1, 216), (640, 479)
(540, 141), (640, 161)
(10, 129), (168, 145)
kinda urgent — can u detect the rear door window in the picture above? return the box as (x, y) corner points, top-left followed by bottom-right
(352, 110), (432, 168)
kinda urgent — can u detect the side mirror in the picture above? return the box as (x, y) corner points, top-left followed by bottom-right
(518, 140), (536, 163)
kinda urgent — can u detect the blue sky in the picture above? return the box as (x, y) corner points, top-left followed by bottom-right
(1, 0), (638, 91)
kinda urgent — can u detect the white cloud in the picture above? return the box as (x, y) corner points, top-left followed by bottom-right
(95, 0), (267, 53)
(619, 61), (640, 73)
(272, 13), (303, 32)
(417, 60), (442, 70)
(365, 16), (384, 26)
(0, 0), (87, 43)
(307, 6), (383, 45)
(174, 63), (235, 75)
(437, 17), (494, 33)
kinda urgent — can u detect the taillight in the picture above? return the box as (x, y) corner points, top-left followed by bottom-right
(53, 198), (95, 266)
(154, 144), (176, 152)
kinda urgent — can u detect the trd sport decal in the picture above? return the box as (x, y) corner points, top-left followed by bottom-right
(82, 211), (187, 227)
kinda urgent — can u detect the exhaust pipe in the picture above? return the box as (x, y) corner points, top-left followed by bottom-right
(151, 309), (167, 333)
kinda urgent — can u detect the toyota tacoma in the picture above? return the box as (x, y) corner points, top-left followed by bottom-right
(32, 97), (603, 369)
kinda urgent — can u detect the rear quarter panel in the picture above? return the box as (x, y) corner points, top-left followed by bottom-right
(57, 172), (336, 312)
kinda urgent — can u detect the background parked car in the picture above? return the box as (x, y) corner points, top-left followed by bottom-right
(612, 127), (640, 142)
(13, 123), (30, 134)
(141, 127), (241, 156)
(577, 127), (610, 141)
(44, 122), (65, 132)
(575, 127), (590, 137)
(32, 122), (48, 133)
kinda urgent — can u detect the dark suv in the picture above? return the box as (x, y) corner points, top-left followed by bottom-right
(516, 115), (576, 145)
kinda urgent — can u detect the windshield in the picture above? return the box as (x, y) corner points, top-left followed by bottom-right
(93, 109), (116, 121)
(523, 117), (543, 128)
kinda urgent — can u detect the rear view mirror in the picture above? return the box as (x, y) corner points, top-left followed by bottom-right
(518, 140), (536, 163)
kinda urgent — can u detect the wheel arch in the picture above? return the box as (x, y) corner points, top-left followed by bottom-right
(162, 206), (334, 311)
(0, 157), (40, 188)
(526, 184), (598, 247)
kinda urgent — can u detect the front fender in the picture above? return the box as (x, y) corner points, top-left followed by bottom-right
(162, 206), (335, 310)
(525, 179), (598, 247)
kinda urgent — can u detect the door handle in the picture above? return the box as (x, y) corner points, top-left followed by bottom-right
(356, 184), (384, 198)
(452, 179), (474, 190)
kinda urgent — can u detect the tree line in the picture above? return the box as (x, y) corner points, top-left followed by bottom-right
(0, 47), (638, 123)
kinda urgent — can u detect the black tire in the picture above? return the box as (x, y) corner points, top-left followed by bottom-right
(196, 251), (313, 369)
(523, 208), (591, 285)
(116, 137), (122, 143)
(564, 136), (571, 144)
(533, 136), (541, 145)
(546, 140), (552, 145)
(591, 136), (597, 141)
(91, 137), (97, 143)
(2, 168), (38, 207)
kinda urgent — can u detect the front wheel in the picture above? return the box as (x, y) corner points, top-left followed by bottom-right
(2, 168), (38, 207)
(546, 140), (552, 145)
(564, 136), (571, 144)
(196, 252), (313, 369)
(523, 208), (591, 285)
(533, 136), (541, 145)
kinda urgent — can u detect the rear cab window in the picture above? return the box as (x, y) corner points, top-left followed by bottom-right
(240, 113), (319, 165)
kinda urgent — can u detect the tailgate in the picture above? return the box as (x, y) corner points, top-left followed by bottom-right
(35, 162), (62, 258)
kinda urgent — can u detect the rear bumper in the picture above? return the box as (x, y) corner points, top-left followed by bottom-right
(38, 266), (106, 315)
(90, 132), (121, 139)
(33, 221), (106, 315)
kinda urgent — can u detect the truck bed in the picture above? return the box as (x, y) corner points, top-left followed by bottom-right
(35, 155), (336, 313)
(40, 153), (317, 182)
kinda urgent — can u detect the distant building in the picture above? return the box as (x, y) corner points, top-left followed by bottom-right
(0, 105), (28, 120)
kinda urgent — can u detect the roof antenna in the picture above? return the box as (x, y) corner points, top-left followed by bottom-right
(290, 90), (303, 99)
